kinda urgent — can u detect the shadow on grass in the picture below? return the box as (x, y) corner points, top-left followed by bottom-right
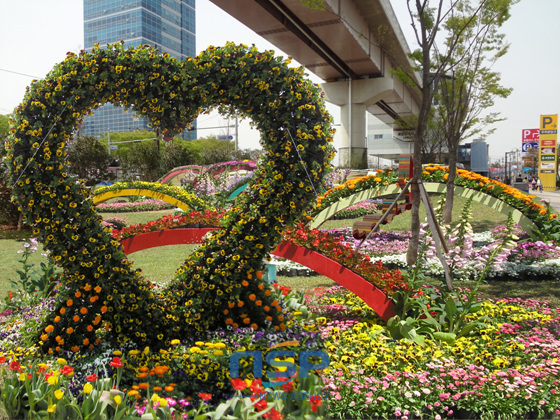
(479, 280), (560, 308)
(0, 228), (32, 241)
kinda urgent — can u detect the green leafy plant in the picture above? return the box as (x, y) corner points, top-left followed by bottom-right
(389, 206), (518, 345)
(7, 239), (59, 308)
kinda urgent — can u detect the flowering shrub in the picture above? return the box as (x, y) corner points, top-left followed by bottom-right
(96, 199), (174, 213)
(5, 42), (335, 353)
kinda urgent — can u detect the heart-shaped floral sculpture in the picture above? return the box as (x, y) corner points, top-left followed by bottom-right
(5, 42), (335, 353)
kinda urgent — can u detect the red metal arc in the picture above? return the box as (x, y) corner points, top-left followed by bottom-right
(119, 228), (395, 321)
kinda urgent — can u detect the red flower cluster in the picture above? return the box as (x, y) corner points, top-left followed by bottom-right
(284, 224), (406, 295)
(112, 210), (224, 240)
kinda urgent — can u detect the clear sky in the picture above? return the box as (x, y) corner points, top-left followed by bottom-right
(1, 0), (558, 164)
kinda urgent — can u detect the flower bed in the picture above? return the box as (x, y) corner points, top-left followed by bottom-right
(315, 286), (560, 419)
(2, 282), (560, 419)
(96, 199), (175, 213)
(329, 200), (381, 220)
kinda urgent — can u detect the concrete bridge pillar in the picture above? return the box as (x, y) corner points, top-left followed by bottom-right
(321, 77), (394, 168)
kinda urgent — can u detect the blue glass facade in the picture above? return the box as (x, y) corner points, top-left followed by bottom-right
(82, 0), (196, 139)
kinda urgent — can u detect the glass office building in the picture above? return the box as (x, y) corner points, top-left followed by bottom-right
(81, 0), (196, 139)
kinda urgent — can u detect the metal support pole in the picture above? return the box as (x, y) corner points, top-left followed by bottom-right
(235, 114), (239, 153)
(418, 182), (453, 290)
(347, 78), (352, 167)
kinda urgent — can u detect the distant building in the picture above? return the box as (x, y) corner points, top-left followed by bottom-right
(367, 112), (489, 174)
(366, 116), (412, 168)
(459, 139), (490, 176)
(81, 0), (196, 139)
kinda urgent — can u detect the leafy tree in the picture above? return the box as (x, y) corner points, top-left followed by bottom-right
(120, 139), (195, 181)
(395, 0), (517, 266)
(432, 1), (514, 223)
(67, 135), (114, 186)
(183, 136), (236, 164)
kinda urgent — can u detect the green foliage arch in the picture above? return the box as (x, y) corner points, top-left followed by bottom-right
(5, 42), (335, 353)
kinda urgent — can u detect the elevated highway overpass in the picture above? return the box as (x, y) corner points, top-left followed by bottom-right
(209, 0), (421, 167)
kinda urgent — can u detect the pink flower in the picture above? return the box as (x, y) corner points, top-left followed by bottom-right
(439, 393), (451, 401)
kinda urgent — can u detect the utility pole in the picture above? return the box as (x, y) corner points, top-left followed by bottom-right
(504, 151), (508, 184)
(235, 114), (239, 153)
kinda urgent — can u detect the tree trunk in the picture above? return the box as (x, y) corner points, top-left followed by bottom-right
(406, 59), (434, 265)
(443, 144), (458, 224)
(406, 133), (425, 266)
